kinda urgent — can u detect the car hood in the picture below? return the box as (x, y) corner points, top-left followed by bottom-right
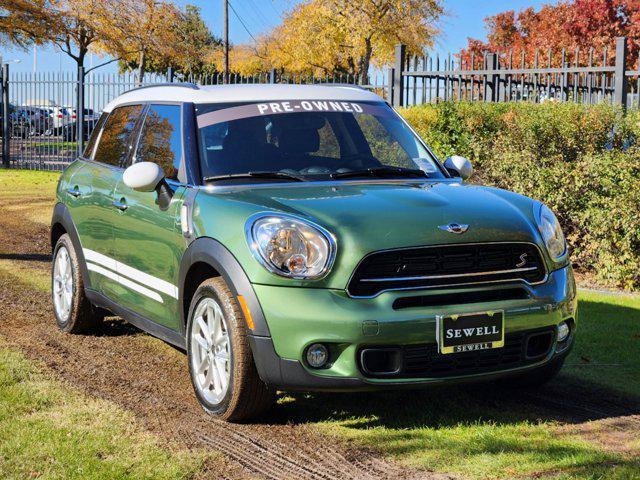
(198, 179), (548, 288)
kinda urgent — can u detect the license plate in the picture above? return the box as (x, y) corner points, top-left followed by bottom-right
(437, 311), (504, 354)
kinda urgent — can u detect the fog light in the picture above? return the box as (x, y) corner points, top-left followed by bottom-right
(306, 343), (329, 368)
(557, 321), (570, 342)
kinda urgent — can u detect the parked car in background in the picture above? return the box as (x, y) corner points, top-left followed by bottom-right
(23, 99), (74, 132)
(69, 108), (100, 123)
(59, 118), (96, 142)
(17, 106), (53, 136)
(51, 84), (577, 422)
(2, 106), (50, 138)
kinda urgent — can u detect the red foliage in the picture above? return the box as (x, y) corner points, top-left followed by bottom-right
(458, 0), (639, 68)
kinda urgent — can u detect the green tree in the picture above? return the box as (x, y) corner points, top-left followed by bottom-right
(118, 4), (221, 78)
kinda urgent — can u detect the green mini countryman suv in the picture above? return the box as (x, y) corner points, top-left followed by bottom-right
(51, 84), (577, 421)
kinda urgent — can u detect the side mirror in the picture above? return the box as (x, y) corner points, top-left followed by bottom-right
(444, 155), (473, 180)
(123, 162), (165, 192)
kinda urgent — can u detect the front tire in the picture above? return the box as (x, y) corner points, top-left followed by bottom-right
(187, 277), (274, 422)
(51, 234), (101, 333)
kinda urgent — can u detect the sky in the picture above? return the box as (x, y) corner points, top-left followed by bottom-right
(1, 0), (548, 74)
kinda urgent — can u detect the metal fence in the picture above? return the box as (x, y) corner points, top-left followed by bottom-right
(390, 36), (640, 108)
(2, 35), (640, 171)
(0, 67), (388, 171)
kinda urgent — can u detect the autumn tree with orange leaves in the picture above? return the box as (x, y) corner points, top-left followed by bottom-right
(460, 0), (640, 68)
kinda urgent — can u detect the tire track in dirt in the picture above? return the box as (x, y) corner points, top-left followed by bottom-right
(0, 208), (447, 480)
(3, 197), (638, 479)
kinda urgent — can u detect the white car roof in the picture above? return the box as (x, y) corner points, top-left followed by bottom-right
(103, 84), (383, 113)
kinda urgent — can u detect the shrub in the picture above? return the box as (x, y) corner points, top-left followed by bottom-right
(400, 101), (640, 290)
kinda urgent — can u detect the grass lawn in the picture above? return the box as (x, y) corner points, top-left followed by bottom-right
(0, 168), (59, 199)
(31, 141), (78, 148)
(567, 292), (640, 397)
(0, 340), (210, 480)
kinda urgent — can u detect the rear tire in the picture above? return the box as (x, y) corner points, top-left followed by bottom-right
(187, 277), (274, 422)
(51, 234), (101, 333)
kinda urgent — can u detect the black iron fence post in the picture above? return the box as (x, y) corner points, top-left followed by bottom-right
(167, 67), (174, 82)
(498, 55), (507, 102)
(2, 64), (9, 168)
(614, 36), (628, 109)
(77, 66), (85, 155)
(488, 53), (499, 102)
(392, 44), (406, 107)
(270, 68), (276, 84)
(387, 67), (394, 103)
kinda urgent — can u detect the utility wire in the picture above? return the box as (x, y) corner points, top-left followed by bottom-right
(234, 0), (269, 34)
(268, 0), (281, 16)
(228, 0), (258, 43)
(246, 0), (271, 28)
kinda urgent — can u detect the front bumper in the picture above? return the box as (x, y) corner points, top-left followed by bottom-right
(249, 265), (577, 391)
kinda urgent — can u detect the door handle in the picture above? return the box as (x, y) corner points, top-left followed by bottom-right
(112, 199), (128, 211)
(66, 186), (82, 198)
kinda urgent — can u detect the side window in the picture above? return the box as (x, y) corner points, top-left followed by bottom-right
(82, 113), (107, 159)
(93, 105), (143, 167)
(134, 104), (183, 181)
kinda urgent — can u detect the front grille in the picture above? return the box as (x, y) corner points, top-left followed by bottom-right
(359, 328), (555, 379)
(347, 243), (546, 297)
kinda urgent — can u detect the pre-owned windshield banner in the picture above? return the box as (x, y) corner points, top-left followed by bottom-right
(196, 100), (390, 129)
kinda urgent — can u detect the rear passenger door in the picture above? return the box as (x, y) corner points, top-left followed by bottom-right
(110, 104), (188, 330)
(68, 104), (143, 299)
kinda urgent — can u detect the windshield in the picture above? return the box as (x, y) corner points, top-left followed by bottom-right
(196, 100), (444, 182)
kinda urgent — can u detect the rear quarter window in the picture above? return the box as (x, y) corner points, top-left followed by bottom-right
(82, 113), (107, 159)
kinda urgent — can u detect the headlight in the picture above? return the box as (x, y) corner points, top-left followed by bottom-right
(535, 204), (566, 260)
(246, 213), (336, 279)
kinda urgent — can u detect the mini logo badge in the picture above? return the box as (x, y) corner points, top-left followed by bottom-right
(438, 223), (469, 234)
(516, 253), (528, 268)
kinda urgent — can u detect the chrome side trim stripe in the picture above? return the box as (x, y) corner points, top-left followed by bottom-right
(83, 248), (179, 300)
(360, 266), (539, 283)
(86, 262), (164, 303)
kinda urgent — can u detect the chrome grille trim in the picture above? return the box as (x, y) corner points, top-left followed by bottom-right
(360, 266), (539, 283)
(346, 242), (548, 298)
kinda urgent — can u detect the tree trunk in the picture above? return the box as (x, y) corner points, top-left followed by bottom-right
(359, 37), (373, 85)
(137, 50), (146, 86)
(77, 46), (87, 72)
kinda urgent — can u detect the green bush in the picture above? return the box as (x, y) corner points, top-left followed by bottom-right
(400, 101), (640, 290)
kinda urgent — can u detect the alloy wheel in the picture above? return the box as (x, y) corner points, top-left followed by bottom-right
(190, 297), (232, 405)
(53, 245), (73, 322)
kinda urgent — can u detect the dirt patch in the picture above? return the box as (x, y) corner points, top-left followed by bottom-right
(558, 415), (640, 456)
(0, 204), (447, 480)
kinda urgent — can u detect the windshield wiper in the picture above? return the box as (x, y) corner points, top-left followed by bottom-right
(330, 166), (429, 180)
(203, 171), (306, 183)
